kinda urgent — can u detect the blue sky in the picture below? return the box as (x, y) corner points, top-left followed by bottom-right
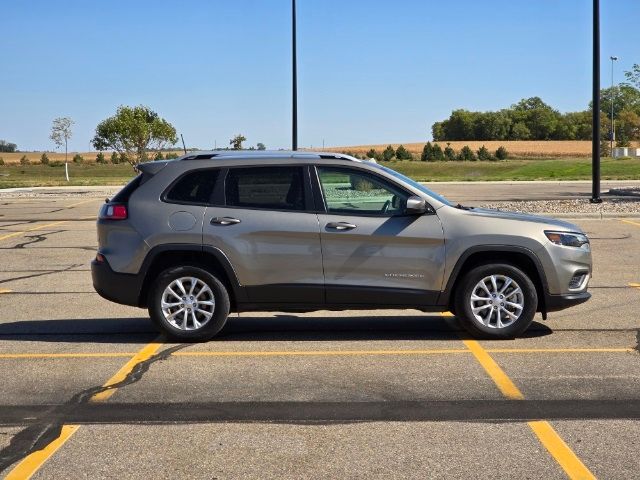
(2, 0), (639, 151)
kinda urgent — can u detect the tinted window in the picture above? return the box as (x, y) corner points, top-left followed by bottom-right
(225, 167), (305, 211)
(317, 167), (409, 215)
(165, 169), (219, 204)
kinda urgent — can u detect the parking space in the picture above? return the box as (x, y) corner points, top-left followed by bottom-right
(1, 194), (639, 478)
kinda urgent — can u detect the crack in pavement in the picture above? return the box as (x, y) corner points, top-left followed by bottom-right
(0, 343), (187, 473)
(0, 264), (83, 286)
(12, 230), (64, 249)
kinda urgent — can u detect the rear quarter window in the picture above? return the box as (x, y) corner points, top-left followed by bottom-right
(164, 169), (220, 205)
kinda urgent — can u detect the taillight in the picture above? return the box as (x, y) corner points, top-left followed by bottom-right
(100, 203), (128, 220)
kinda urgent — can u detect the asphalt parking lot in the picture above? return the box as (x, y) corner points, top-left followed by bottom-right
(1, 192), (639, 479)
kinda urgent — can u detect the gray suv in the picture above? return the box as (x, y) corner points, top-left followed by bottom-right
(92, 151), (591, 340)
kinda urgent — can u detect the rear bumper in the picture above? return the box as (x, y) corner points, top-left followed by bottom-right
(91, 258), (143, 307)
(544, 291), (591, 312)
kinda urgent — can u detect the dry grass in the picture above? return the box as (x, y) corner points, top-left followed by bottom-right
(330, 141), (640, 158)
(0, 151), (185, 164)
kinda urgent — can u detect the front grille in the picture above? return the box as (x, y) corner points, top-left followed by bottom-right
(569, 273), (587, 290)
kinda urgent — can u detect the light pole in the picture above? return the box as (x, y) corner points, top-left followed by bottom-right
(610, 56), (618, 156)
(591, 0), (601, 203)
(292, 0), (298, 151)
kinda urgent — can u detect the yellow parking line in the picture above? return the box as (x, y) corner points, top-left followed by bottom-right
(65, 198), (97, 209)
(0, 288), (11, 294)
(89, 339), (163, 402)
(464, 339), (596, 479)
(0, 220), (68, 242)
(629, 283), (640, 290)
(5, 425), (80, 480)
(621, 219), (640, 228)
(4, 338), (164, 478)
(486, 347), (633, 354)
(529, 421), (596, 480)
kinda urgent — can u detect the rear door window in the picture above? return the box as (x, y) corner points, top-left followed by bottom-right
(165, 169), (220, 205)
(224, 166), (306, 211)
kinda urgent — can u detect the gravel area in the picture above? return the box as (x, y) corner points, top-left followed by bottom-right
(480, 197), (640, 214)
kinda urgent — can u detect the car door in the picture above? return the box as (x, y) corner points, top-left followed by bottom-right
(315, 165), (445, 306)
(202, 165), (324, 305)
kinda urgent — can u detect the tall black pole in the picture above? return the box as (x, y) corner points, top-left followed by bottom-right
(591, 0), (601, 203)
(292, 0), (298, 151)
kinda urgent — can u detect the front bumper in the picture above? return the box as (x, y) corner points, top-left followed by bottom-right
(544, 291), (591, 312)
(91, 257), (143, 307)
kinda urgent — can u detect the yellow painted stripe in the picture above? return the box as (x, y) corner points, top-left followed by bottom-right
(621, 219), (640, 228)
(486, 347), (633, 354)
(65, 198), (96, 208)
(173, 349), (470, 357)
(0, 288), (11, 294)
(463, 340), (525, 400)
(90, 338), (163, 402)
(629, 283), (640, 289)
(4, 425), (80, 480)
(0, 220), (68, 242)
(529, 421), (597, 480)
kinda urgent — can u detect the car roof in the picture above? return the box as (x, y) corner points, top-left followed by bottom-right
(176, 150), (364, 163)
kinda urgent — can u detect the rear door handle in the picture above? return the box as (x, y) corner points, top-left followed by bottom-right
(326, 221), (356, 231)
(211, 217), (241, 226)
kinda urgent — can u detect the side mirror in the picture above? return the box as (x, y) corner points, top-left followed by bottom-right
(405, 195), (428, 215)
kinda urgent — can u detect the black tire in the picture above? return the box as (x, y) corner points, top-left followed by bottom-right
(148, 265), (230, 341)
(454, 263), (537, 339)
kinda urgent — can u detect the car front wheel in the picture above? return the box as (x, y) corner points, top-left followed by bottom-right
(454, 263), (538, 339)
(148, 266), (230, 341)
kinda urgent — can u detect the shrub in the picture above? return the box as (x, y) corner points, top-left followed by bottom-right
(600, 140), (611, 158)
(458, 145), (476, 161)
(110, 152), (120, 164)
(40, 153), (50, 165)
(350, 175), (374, 192)
(72, 154), (84, 164)
(382, 145), (395, 161)
(49, 161), (64, 167)
(0, 157), (4, 165)
(96, 152), (107, 164)
(477, 145), (492, 161)
(119, 153), (130, 164)
(154, 151), (165, 161)
(495, 146), (509, 160)
(395, 145), (412, 160)
(432, 143), (445, 161)
(366, 148), (377, 159)
(165, 152), (179, 159)
(444, 143), (456, 161)
(20, 155), (30, 165)
(421, 142), (434, 162)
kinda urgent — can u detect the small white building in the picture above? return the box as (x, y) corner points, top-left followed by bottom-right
(612, 147), (640, 158)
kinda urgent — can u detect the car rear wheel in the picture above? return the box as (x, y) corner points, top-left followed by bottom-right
(148, 266), (230, 341)
(454, 263), (537, 339)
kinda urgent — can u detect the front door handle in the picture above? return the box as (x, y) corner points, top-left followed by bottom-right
(326, 221), (356, 231)
(211, 216), (241, 226)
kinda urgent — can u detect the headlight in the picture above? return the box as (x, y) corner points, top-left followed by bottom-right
(544, 231), (589, 248)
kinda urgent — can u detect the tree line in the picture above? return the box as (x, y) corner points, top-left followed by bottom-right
(432, 64), (640, 145)
(344, 143), (509, 162)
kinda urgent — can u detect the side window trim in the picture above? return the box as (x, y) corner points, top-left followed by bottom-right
(221, 165), (313, 213)
(313, 165), (427, 218)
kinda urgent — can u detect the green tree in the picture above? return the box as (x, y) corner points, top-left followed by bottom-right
(421, 142), (434, 162)
(395, 145), (412, 160)
(477, 145), (492, 161)
(432, 143), (445, 161)
(458, 145), (476, 161)
(495, 146), (509, 160)
(154, 151), (165, 161)
(256, 142), (266, 150)
(110, 152), (120, 164)
(95, 152), (107, 164)
(0, 158), (4, 165)
(50, 117), (74, 164)
(382, 145), (395, 161)
(510, 122), (532, 140)
(0, 140), (18, 153)
(20, 155), (30, 165)
(40, 153), (50, 165)
(92, 105), (177, 166)
(229, 134), (246, 150)
(617, 109), (640, 146)
(474, 111), (511, 140)
(366, 148), (377, 159)
(623, 64), (640, 89)
(444, 143), (456, 161)
(73, 154), (84, 164)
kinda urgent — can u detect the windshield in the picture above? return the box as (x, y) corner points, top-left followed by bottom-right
(373, 164), (453, 207)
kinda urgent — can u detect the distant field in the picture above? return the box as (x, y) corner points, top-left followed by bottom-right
(0, 151), (185, 164)
(2, 157), (640, 188)
(332, 141), (604, 158)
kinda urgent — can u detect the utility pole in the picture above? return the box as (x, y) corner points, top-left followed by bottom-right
(591, 0), (601, 203)
(292, 0), (298, 151)
(610, 56), (618, 156)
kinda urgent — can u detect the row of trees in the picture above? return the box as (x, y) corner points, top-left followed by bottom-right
(432, 64), (640, 144)
(348, 143), (509, 162)
(0, 140), (18, 153)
